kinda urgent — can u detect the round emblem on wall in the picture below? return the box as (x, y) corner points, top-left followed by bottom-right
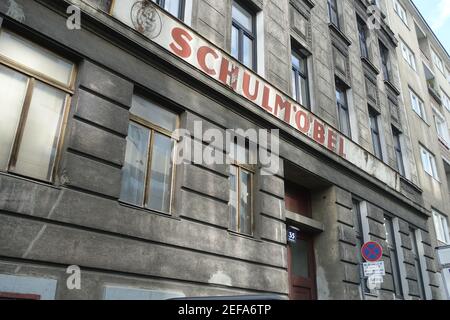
(131, 0), (162, 39)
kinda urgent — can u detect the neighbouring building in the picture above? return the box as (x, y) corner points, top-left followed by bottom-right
(0, 0), (449, 300)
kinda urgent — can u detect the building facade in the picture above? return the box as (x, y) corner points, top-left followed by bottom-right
(0, 0), (448, 300)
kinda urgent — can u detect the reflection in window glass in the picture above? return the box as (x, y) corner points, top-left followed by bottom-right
(0, 30), (74, 85)
(229, 165), (252, 235)
(291, 239), (309, 279)
(14, 82), (66, 181)
(120, 122), (150, 206)
(239, 169), (252, 235)
(229, 166), (238, 231)
(0, 65), (28, 170)
(131, 95), (177, 132)
(147, 133), (174, 213)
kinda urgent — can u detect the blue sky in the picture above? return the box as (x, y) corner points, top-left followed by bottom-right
(413, 0), (450, 55)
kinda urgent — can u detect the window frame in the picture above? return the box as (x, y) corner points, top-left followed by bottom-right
(384, 215), (405, 299)
(153, 0), (186, 20)
(420, 145), (439, 181)
(328, 0), (340, 29)
(409, 89), (426, 121)
(231, 0), (257, 71)
(401, 41), (416, 71)
(229, 161), (254, 236)
(433, 210), (450, 244)
(120, 97), (179, 214)
(357, 16), (369, 60)
(369, 108), (383, 160)
(393, 0), (408, 27)
(379, 41), (391, 81)
(434, 109), (450, 146)
(0, 29), (76, 183)
(431, 48), (444, 74)
(291, 48), (310, 109)
(410, 228), (427, 300)
(392, 127), (406, 176)
(335, 80), (352, 138)
(352, 199), (370, 295)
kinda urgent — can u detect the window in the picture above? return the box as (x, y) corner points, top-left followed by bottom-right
(420, 145), (439, 180)
(231, 1), (256, 70)
(229, 163), (253, 236)
(153, 0), (185, 20)
(384, 216), (404, 299)
(0, 29), (74, 182)
(401, 41), (416, 71)
(352, 200), (369, 294)
(409, 89), (426, 120)
(328, 0), (340, 28)
(335, 80), (352, 138)
(357, 16), (369, 59)
(291, 49), (310, 109)
(392, 127), (406, 176)
(120, 95), (178, 213)
(432, 210), (450, 244)
(410, 228), (426, 300)
(393, 0), (408, 26)
(442, 91), (450, 112)
(431, 49), (444, 74)
(369, 108), (383, 160)
(379, 41), (391, 81)
(434, 109), (450, 145)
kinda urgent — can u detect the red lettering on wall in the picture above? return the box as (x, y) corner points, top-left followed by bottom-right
(339, 136), (346, 157)
(274, 94), (292, 123)
(295, 110), (311, 134)
(261, 86), (273, 112)
(219, 57), (239, 90)
(313, 120), (326, 145)
(242, 72), (260, 101)
(327, 128), (337, 152)
(169, 27), (193, 58)
(197, 46), (219, 76)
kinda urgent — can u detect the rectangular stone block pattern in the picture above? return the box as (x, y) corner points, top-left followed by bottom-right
(75, 89), (130, 136)
(182, 165), (229, 202)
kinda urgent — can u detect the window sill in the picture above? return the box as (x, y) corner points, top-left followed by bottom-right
(227, 229), (257, 241)
(118, 201), (178, 220)
(384, 80), (400, 96)
(328, 23), (352, 47)
(0, 171), (60, 190)
(361, 56), (380, 76)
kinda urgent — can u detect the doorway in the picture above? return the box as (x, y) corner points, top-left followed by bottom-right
(288, 230), (317, 300)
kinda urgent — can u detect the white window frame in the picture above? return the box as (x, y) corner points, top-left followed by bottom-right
(401, 41), (416, 71)
(393, 0), (408, 26)
(442, 90), (450, 112)
(431, 48), (444, 74)
(433, 210), (450, 244)
(420, 145), (439, 180)
(410, 89), (426, 120)
(434, 108), (450, 146)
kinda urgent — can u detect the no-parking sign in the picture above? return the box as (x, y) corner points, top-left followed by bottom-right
(361, 242), (383, 262)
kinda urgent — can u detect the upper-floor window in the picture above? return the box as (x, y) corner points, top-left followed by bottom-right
(410, 228), (427, 300)
(357, 16), (369, 59)
(120, 95), (178, 213)
(369, 108), (383, 160)
(229, 143), (254, 236)
(392, 127), (406, 176)
(85, 0), (113, 12)
(379, 41), (391, 81)
(0, 29), (75, 182)
(420, 145), (439, 180)
(328, 0), (340, 29)
(431, 48), (444, 74)
(393, 0), (408, 26)
(335, 80), (352, 138)
(442, 90), (450, 112)
(153, 0), (185, 20)
(434, 109), (450, 146)
(231, 1), (256, 70)
(432, 210), (450, 244)
(409, 89), (426, 120)
(291, 49), (310, 109)
(384, 216), (404, 299)
(401, 41), (416, 71)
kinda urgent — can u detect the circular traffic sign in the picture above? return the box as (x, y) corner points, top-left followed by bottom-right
(361, 241), (383, 262)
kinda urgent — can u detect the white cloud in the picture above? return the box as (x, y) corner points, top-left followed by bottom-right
(430, 0), (450, 30)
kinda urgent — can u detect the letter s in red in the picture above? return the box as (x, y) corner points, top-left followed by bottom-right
(169, 27), (193, 59)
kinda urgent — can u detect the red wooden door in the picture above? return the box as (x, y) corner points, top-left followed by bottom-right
(288, 232), (317, 300)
